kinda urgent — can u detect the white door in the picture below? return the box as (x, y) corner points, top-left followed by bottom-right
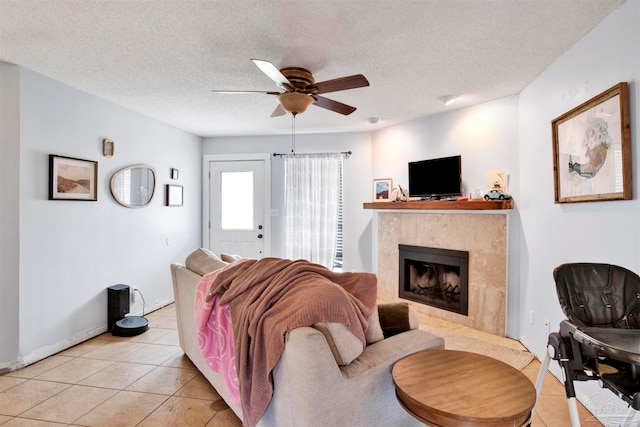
(205, 157), (268, 258)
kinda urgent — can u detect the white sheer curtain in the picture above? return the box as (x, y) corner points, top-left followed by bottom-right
(284, 153), (341, 268)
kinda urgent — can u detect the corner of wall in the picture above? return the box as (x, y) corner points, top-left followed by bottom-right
(0, 62), (21, 365)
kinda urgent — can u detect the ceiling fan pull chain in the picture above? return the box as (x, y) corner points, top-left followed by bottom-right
(291, 114), (296, 154)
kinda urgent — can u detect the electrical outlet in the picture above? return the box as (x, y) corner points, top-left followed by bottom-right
(131, 286), (138, 304)
(529, 310), (534, 325)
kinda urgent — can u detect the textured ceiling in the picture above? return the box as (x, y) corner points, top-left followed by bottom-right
(0, 0), (625, 137)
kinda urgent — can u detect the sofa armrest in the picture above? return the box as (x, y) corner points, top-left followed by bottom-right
(341, 329), (444, 379)
(263, 327), (444, 427)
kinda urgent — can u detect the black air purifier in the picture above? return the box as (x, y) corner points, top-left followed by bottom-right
(107, 284), (149, 336)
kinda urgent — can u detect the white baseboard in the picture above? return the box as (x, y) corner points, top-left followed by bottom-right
(0, 298), (175, 373)
(0, 324), (107, 372)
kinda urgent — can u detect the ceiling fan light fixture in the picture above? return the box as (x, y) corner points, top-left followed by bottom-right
(277, 92), (314, 115)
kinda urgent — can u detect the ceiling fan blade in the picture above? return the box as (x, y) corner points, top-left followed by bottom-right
(312, 95), (357, 115)
(251, 59), (294, 91)
(271, 104), (287, 117)
(211, 90), (280, 95)
(309, 74), (369, 95)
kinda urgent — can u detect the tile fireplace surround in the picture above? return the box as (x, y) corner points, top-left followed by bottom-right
(372, 207), (509, 336)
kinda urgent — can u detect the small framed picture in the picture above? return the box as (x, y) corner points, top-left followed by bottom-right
(171, 168), (179, 180)
(166, 184), (183, 206)
(373, 178), (393, 201)
(102, 139), (114, 157)
(49, 154), (98, 201)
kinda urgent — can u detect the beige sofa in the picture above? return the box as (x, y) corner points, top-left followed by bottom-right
(171, 249), (444, 426)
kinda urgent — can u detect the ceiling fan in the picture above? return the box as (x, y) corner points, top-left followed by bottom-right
(212, 59), (369, 117)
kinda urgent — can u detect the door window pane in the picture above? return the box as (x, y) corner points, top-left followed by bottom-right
(221, 171), (253, 230)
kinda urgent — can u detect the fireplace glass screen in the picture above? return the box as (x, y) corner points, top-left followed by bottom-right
(399, 244), (468, 316)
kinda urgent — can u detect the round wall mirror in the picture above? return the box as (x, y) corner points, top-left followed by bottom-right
(110, 164), (156, 208)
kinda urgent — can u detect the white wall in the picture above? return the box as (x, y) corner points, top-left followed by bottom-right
(371, 96), (522, 337)
(518, 0), (639, 418)
(372, 96), (519, 196)
(0, 63), (21, 366)
(0, 66), (202, 370)
(202, 132), (373, 273)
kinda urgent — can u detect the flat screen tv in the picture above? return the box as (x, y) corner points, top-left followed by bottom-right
(408, 155), (462, 199)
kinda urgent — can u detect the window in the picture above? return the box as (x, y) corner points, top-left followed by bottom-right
(220, 171), (253, 230)
(284, 154), (341, 268)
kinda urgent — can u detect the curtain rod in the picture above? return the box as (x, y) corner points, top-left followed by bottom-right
(272, 151), (352, 158)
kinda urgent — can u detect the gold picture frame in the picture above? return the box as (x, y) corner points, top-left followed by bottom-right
(373, 178), (393, 201)
(49, 154), (98, 201)
(102, 139), (114, 157)
(551, 82), (631, 203)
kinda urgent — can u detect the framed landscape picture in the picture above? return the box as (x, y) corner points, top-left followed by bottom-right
(551, 82), (631, 203)
(373, 178), (392, 201)
(49, 154), (98, 201)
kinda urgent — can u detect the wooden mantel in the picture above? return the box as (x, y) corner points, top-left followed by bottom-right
(363, 199), (513, 211)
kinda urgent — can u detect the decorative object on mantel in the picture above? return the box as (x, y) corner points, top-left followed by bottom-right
(552, 82), (631, 203)
(469, 189), (483, 200)
(485, 169), (508, 193)
(482, 170), (511, 200)
(389, 185), (408, 202)
(483, 188), (512, 201)
(373, 178), (393, 201)
(166, 184), (183, 207)
(102, 138), (114, 157)
(48, 154), (98, 201)
(171, 168), (179, 180)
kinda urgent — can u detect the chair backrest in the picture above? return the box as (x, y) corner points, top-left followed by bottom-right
(554, 263), (640, 328)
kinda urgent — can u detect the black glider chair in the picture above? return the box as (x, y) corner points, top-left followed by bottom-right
(535, 263), (640, 426)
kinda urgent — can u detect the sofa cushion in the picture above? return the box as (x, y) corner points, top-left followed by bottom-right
(364, 304), (385, 344)
(221, 253), (243, 263)
(185, 248), (228, 276)
(313, 322), (365, 365)
(378, 302), (419, 338)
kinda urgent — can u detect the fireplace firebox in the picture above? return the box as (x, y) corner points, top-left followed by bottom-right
(398, 244), (469, 316)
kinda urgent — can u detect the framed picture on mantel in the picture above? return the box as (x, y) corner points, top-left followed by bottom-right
(552, 82), (631, 203)
(373, 178), (392, 201)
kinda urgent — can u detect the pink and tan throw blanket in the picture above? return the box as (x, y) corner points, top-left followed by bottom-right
(195, 257), (377, 427)
(194, 275), (240, 406)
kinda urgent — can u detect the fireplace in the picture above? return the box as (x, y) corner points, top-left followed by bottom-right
(398, 244), (469, 316)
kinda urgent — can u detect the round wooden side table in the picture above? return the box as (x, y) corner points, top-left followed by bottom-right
(392, 349), (536, 427)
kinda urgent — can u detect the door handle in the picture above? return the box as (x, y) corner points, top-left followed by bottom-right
(257, 234), (263, 239)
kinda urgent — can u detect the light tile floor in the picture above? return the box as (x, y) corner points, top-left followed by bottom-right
(0, 304), (604, 426)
